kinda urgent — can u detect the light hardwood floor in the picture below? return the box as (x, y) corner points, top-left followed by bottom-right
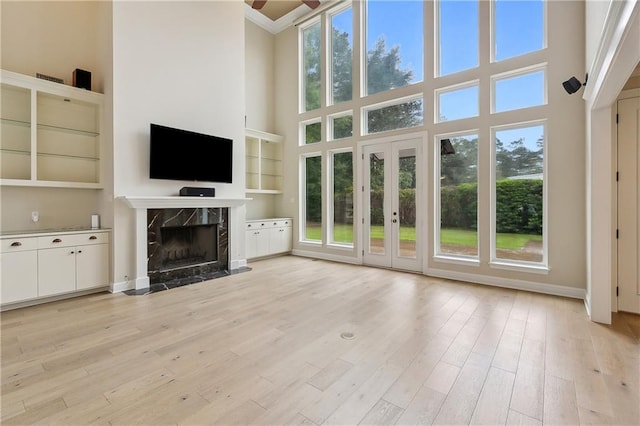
(1, 256), (639, 425)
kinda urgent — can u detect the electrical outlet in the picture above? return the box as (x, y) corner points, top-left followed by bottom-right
(31, 211), (39, 223)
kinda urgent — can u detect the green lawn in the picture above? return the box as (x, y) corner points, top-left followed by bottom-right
(305, 224), (541, 250)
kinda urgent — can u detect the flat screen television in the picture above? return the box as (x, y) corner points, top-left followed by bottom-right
(149, 123), (232, 183)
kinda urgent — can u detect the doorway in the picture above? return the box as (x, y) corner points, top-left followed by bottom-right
(362, 138), (422, 272)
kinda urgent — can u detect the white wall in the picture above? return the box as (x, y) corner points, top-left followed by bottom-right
(111, 1), (245, 288)
(245, 19), (276, 133)
(0, 1), (107, 233)
(586, 0), (611, 72)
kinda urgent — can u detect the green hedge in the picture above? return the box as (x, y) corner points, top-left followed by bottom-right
(441, 179), (542, 235)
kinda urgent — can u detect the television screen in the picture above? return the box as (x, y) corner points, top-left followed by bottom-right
(149, 123), (232, 183)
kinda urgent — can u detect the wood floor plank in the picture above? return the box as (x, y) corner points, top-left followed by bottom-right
(0, 256), (637, 425)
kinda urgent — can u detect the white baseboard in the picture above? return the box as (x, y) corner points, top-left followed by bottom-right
(291, 249), (361, 265)
(230, 258), (247, 270)
(584, 292), (592, 317)
(135, 276), (150, 291)
(111, 279), (134, 293)
(425, 267), (585, 300)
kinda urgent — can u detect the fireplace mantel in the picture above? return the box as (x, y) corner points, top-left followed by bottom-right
(120, 196), (251, 209)
(119, 195), (250, 291)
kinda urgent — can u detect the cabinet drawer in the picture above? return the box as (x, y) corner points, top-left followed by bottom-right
(1, 237), (38, 253)
(246, 221), (271, 230)
(273, 219), (292, 227)
(37, 232), (108, 249)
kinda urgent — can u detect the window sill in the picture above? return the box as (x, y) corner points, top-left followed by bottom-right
(490, 260), (550, 275)
(433, 255), (480, 267)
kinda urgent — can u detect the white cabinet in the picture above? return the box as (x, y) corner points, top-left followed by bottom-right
(0, 69), (103, 188)
(0, 237), (38, 304)
(0, 230), (110, 309)
(245, 129), (283, 194)
(245, 218), (292, 260)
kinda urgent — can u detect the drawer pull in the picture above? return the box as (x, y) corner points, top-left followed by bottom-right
(10, 241), (22, 247)
(89, 235), (98, 240)
(78, 250), (82, 254)
(247, 224), (252, 227)
(52, 238), (62, 243)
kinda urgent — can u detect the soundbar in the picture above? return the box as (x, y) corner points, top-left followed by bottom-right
(179, 187), (215, 197)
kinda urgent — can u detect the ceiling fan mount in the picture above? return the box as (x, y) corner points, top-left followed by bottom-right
(252, 0), (321, 11)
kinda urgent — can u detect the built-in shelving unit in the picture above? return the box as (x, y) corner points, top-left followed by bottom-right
(245, 128), (283, 194)
(0, 69), (104, 188)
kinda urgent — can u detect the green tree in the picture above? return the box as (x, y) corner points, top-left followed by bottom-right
(303, 23), (321, 111)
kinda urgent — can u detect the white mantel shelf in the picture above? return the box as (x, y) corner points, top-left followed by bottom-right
(120, 196), (251, 209)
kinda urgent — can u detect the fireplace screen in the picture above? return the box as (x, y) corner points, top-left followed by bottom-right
(160, 224), (217, 271)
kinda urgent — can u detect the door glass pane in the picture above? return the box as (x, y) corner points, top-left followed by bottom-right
(304, 155), (322, 241)
(398, 148), (416, 258)
(369, 151), (385, 254)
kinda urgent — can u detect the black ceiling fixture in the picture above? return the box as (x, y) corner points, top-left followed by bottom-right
(252, 0), (321, 10)
(562, 74), (588, 94)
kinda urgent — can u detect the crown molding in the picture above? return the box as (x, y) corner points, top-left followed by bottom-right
(244, 2), (311, 34)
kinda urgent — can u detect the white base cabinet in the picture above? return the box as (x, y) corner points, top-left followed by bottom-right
(246, 218), (292, 260)
(1, 230), (110, 308)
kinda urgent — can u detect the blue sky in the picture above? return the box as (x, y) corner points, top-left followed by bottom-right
(332, 0), (545, 145)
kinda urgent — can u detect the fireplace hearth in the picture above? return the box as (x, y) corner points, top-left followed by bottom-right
(147, 207), (228, 288)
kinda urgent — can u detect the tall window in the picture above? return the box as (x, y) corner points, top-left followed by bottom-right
(493, 123), (545, 264)
(302, 21), (321, 111)
(365, 1), (423, 95)
(303, 155), (322, 242)
(493, 0), (544, 61)
(438, 0), (478, 76)
(330, 6), (353, 105)
(438, 134), (479, 258)
(330, 150), (354, 246)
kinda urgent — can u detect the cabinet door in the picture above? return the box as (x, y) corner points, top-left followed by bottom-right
(0, 251), (38, 303)
(270, 227), (292, 254)
(255, 230), (270, 257)
(38, 247), (76, 296)
(246, 230), (257, 259)
(76, 244), (109, 290)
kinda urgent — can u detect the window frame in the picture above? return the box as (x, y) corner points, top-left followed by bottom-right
(435, 0), (479, 78)
(362, 93), (425, 136)
(327, 110), (354, 141)
(435, 80), (480, 123)
(327, 148), (355, 249)
(490, 0), (547, 64)
(300, 152), (324, 245)
(300, 117), (323, 146)
(490, 120), (549, 272)
(434, 130), (481, 264)
(299, 17), (323, 114)
(327, 2), (354, 107)
(491, 64), (548, 114)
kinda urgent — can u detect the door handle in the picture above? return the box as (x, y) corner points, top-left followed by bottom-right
(392, 219), (397, 223)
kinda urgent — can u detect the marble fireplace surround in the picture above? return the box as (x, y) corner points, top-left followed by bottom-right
(121, 196), (249, 290)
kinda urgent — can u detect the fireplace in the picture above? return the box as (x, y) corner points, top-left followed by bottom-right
(147, 207), (228, 286)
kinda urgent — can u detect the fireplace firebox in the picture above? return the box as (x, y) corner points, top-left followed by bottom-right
(147, 208), (228, 286)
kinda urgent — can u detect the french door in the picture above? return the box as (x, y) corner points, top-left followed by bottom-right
(362, 138), (422, 271)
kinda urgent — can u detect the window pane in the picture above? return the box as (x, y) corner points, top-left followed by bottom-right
(438, 85), (479, 122)
(494, 125), (544, 263)
(331, 7), (353, 104)
(494, 70), (545, 112)
(369, 151), (385, 254)
(305, 122), (322, 144)
(366, 98), (424, 134)
(303, 22), (321, 111)
(332, 115), (353, 140)
(439, 135), (478, 257)
(366, 1), (423, 95)
(304, 155), (322, 241)
(494, 0), (544, 61)
(332, 152), (353, 245)
(439, 0), (478, 76)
